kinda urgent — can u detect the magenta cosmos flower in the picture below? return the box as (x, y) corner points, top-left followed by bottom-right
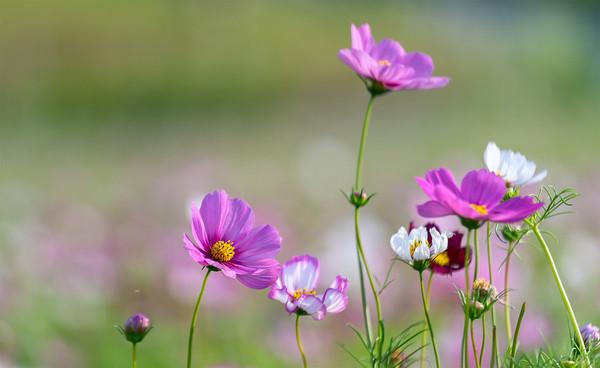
(183, 190), (281, 289)
(338, 23), (449, 94)
(416, 168), (544, 229)
(268, 255), (349, 320)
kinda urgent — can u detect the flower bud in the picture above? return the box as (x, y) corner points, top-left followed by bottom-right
(116, 313), (152, 344)
(580, 323), (600, 345)
(346, 188), (374, 208)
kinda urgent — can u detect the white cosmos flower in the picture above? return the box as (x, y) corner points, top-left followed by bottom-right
(484, 142), (547, 187)
(390, 226), (450, 264)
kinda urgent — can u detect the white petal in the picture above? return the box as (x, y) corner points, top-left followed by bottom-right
(523, 169), (547, 186)
(413, 245), (430, 261)
(484, 142), (501, 172)
(390, 228), (408, 255)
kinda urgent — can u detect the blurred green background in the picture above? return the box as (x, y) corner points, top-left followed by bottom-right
(1, 1), (599, 366)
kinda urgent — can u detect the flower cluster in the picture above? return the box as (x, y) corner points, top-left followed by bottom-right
(112, 22), (595, 368)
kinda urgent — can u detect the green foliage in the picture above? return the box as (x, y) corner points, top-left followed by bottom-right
(344, 321), (425, 367)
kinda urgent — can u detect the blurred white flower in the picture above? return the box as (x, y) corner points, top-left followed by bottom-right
(484, 142), (547, 187)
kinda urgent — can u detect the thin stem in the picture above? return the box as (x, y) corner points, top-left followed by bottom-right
(186, 270), (211, 368)
(473, 229), (479, 281)
(355, 208), (384, 362)
(420, 273), (434, 368)
(357, 251), (373, 349)
(479, 315), (486, 367)
(470, 320), (481, 368)
(462, 230), (472, 368)
(527, 223), (591, 367)
(354, 95), (375, 190)
(490, 326), (497, 368)
(485, 223), (500, 368)
(352, 95), (380, 365)
(504, 242), (513, 342)
(132, 343), (137, 368)
(419, 271), (440, 368)
(296, 314), (308, 368)
(509, 303), (526, 368)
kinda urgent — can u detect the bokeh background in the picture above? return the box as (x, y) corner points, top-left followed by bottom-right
(1, 1), (599, 366)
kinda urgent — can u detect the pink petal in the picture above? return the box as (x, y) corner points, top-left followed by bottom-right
(321, 288), (348, 314)
(351, 23), (375, 53)
(417, 200), (454, 218)
(183, 233), (209, 266)
(233, 224), (281, 265)
(200, 189), (232, 244)
(236, 260), (280, 290)
(281, 255), (320, 292)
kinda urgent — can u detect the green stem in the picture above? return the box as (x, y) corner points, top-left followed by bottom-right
(473, 229), (479, 281)
(352, 95), (383, 366)
(462, 230), (472, 368)
(509, 302), (526, 368)
(419, 271), (440, 368)
(296, 314), (308, 368)
(132, 343), (137, 368)
(354, 95), (375, 191)
(355, 208), (384, 363)
(420, 273), (434, 368)
(357, 251), (374, 349)
(186, 269), (211, 368)
(470, 320), (480, 368)
(479, 315), (486, 367)
(527, 222), (591, 367)
(490, 326), (497, 368)
(485, 223), (500, 367)
(504, 242), (513, 342)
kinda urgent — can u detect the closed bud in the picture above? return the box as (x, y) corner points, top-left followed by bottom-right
(116, 313), (152, 344)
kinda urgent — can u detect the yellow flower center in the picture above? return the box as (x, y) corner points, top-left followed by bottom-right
(409, 239), (428, 257)
(210, 240), (235, 262)
(432, 251), (450, 267)
(293, 288), (317, 300)
(470, 203), (489, 215)
(378, 59), (391, 66)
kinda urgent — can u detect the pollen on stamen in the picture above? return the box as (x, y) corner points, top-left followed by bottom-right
(293, 289), (317, 300)
(470, 203), (488, 215)
(210, 240), (235, 262)
(378, 59), (391, 66)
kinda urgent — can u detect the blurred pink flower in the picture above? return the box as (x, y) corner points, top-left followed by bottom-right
(338, 23), (449, 93)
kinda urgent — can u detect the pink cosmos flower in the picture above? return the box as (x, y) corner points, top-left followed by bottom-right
(183, 189), (281, 289)
(268, 255), (349, 320)
(416, 168), (543, 228)
(338, 23), (449, 93)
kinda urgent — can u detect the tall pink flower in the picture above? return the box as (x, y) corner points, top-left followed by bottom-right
(338, 23), (449, 94)
(268, 255), (349, 320)
(416, 168), (543, 229)
(183, 189), (281, 289)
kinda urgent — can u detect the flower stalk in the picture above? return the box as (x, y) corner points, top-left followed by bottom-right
(504, 241), (513, 342)
(462, 230), (472, 368)
(186, 269), (211, 368)
(420, 273), (434, 368)
(485, 223), (500, 367)
(352, 94), (384, 364)
(296, 314), (308, 368)
(419, 271), (441, 368)
(526, 221), (591, 367)
(132, 343), (137, 368)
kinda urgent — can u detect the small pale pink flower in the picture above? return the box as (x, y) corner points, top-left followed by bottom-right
(268, 255), (349, 320)
(184, 189), (281, 289)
